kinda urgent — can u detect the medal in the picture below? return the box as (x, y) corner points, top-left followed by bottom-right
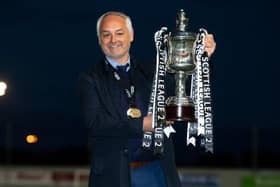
(127, 108), (142, 118)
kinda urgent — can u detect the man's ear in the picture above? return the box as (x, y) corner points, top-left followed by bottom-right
(130, 31), (134, 42)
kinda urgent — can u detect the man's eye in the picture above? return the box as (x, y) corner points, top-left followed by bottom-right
(102, 33), (110, 38)
(116, 32), (124, 35)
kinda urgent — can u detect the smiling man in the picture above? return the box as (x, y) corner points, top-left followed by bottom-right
(97, 13), (134, 65)
(79, 11), (216, 187)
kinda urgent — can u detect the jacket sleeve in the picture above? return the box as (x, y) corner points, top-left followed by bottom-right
(79, 72), (143, 138)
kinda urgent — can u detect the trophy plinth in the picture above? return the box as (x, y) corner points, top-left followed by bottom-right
(166, 96), (196, 122)
(166, 9), (197, 122)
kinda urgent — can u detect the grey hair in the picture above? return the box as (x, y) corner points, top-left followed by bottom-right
(96, 11), (134, 39)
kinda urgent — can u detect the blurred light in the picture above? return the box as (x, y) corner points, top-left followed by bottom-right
(26, 134), (39, 144)
(0, 81), (7, 96)
(0, 90), (5, 96)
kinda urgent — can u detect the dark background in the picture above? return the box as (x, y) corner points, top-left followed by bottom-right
(0, 0), (279, 168)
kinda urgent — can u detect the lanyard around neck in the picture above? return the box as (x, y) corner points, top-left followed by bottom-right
(105, 60), (137, 108)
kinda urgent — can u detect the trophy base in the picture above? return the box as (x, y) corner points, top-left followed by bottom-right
(166, 105), (196, 122)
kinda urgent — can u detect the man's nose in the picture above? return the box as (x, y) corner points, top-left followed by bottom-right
(111, 34), (117, 43)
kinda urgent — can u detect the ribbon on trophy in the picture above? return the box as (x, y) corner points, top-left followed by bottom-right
(188, 28), (214, 153)
(142, 27), (175, 155)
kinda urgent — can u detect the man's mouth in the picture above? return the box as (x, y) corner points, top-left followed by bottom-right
(109, 43), (122, 49)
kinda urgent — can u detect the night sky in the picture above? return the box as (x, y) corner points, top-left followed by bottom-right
(0, 0), (279, 166)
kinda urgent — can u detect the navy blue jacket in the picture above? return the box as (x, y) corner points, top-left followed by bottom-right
(79, 58), (181, 187)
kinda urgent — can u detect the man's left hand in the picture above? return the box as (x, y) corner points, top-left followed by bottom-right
(204, 34), (216, 57)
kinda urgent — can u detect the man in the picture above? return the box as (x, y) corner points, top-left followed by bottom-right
(79, 11), (216, 187)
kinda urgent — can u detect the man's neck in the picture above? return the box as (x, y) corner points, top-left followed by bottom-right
(106, 56), (131, 70)
(118, 59), (128, 65)
(112, 54), (130, 65)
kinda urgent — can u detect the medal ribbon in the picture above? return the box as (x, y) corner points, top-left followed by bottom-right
(105, 60), (138, 115)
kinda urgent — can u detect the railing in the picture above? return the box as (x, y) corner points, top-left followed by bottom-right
(1, 166), (280, 187)
(0, 166), (89, 187)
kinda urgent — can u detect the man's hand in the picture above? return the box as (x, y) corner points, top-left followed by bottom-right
(143, 115), (175, 132)
(204, 34), (216, 57)
(143, 115), (154, 132)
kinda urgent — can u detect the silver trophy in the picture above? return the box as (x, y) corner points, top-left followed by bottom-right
(165, 9), (197, 122)
(149, 9), (214, 152)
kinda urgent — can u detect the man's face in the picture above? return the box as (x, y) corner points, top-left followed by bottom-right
(99, 15), (134, 64)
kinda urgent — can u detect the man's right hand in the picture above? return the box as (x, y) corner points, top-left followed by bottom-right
(143, 115), (154, 132)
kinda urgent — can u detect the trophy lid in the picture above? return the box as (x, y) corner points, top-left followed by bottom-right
(172, 9), (196, 39)
(176, 9), (189, 32)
